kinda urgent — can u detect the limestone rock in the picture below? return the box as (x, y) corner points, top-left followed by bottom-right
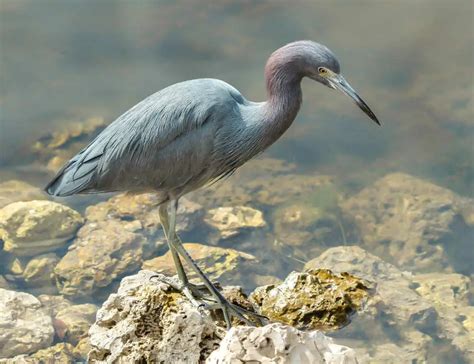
(206, 323), (358, 364)
(305, 246), (474, 362)
(0, 276), (9, 289)
(204, 206), (266, 240)
(0, 288), (54, 358)
(0, 180), (46, 209)
(4, 256), (26, 276)
(0, 200), (83, 257)
(0, 343), (80, 364)
(88, 270), (359, 363)
(366, 330), (432, 364)
(56, 303), (98, 345)
(273, 202), (342, 247)
(37, 294), (73, 317)
(86, 193), (202, 237)
(250, 269), (371, 331)
(340, 173), (474, 272)
(304, 245), (404, 282)
(305, 246), (436, 330)
(38, 294), (97, 345)
(412, 273), (470, 308)
(21, 253), (59, 294)
(88, 270), (221, 363)
(191, 158), (296, 208)
(74, 337), (92, 361)
(54, 219), (146, 299)
(142, 243), (258, 287)
(246, 174), (335, 206)
(412, 273), (474, 360)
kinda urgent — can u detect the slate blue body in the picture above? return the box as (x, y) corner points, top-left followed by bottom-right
(45, 40), (379, 328)
(46, 40), (377, 204)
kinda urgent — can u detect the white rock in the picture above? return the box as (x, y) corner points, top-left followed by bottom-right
(0, 289), (54, 358)
(206, 323), (357, 364)
(88, 270), (221, 363)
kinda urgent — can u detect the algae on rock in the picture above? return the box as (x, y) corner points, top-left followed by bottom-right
(250, 269), (371, 331)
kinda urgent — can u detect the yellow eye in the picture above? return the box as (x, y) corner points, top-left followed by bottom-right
(318, 67), (328, 76)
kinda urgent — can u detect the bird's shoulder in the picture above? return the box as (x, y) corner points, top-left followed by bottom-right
(148, 78), (245, 108)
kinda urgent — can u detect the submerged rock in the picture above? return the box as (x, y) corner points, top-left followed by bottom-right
(142, 243), (258, 287)
(341, 173), (474, 272)
(85, 193), (202, 238)
(305, 245), (474, 363)
(74, 337), (92, 361)
(37, 294), (97, 345)
(88, 270), (221, 363)
(0, 276), (10, 289)
(55, 303), (98, 345)
(54, 220), (146, 299)
(0, 200), (83, 257)
(246, 174), (336, 206)
(0, 343), (80, 364)
(37, 294), (74, 317)
(363, 329), (433, 364)
(412, 272), (474, 359)
(204, 205), (266, 240)
(0, 180), (46, 209)
(206, 323), (357, 364)
(272, 202), (342, 247)
(305, 246), (436, 330)
(250, 269), (371, 331)
(191, 157), (296, 208)
(21, 253), (60, 294)
(0, 288), (54, 358)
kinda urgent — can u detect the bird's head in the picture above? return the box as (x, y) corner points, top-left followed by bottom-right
(269, 41), (380, 125)
(306, 41), (379, 125)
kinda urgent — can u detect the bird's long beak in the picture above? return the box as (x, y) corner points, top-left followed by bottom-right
(328, 74), (380, 125)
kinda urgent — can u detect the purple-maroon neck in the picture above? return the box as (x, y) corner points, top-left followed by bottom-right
(262, 49), (304, 136)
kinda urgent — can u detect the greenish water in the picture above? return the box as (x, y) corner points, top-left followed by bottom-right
(0, 1), (473, 362)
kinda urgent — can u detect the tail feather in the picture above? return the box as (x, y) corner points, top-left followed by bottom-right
(45, 161), (95, 196)
(45, 145), (104, 196)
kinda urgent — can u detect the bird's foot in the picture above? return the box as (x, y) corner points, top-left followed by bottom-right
(184, 283), (268, 329)
(208, 299), (268, 328)
(149, 274), (267, 329)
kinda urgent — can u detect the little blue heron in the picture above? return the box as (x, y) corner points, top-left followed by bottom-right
(45, 40), (379, 328)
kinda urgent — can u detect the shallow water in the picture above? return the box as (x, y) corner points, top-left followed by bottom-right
(0, 1), (473, 362)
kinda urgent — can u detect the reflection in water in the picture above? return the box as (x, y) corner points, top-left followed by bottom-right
(0, 1), (472, 362)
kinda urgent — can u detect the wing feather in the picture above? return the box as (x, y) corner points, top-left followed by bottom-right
(45, 79), (240, 196)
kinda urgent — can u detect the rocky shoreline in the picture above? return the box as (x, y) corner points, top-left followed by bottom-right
(0, 167), (473, 362)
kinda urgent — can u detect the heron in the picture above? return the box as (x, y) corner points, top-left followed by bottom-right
(45, 40), (379, 328)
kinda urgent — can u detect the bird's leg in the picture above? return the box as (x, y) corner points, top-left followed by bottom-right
(158, 203), (189, 285)
(158, 203), (208, 306)
(168, 199), (261, 329)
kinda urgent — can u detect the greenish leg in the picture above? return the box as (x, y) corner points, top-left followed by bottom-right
(167, 199), (261, 329)
(158, 203), (189, 285)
